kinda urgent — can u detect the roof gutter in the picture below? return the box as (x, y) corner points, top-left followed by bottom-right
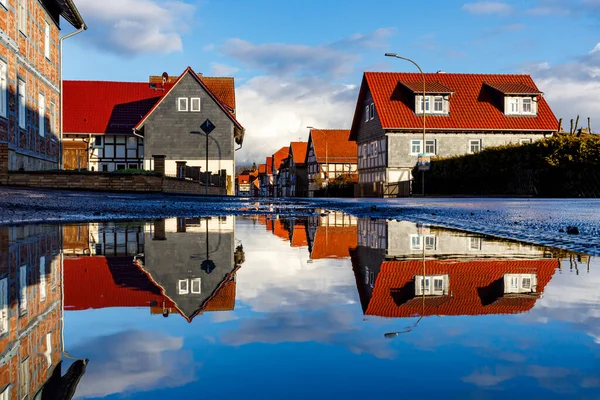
(59, 25), (86, 169)
(64, 0), (87, 31)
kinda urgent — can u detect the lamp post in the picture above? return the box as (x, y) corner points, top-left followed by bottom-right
(385, 53), (426, 196)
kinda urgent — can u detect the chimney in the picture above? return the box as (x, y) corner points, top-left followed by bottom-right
(197, 72), (203, 81)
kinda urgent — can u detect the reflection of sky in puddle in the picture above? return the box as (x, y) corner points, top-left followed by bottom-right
(2, 216), (600, 399)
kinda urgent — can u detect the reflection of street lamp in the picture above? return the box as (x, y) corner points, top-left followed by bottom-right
(385, 53), (426, 196)
(201, 217), (216, 274)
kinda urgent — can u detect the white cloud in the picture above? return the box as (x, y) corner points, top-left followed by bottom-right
(210, 63), (239, 76)
(523, 43), (600, 125)
(462, 1), (513, 14)
(235, 76), (357, 163)
(73, 330), (195, 398)
(75, 0), (195, 55)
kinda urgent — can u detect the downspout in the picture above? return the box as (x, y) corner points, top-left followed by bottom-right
(59, 25), (86, 169)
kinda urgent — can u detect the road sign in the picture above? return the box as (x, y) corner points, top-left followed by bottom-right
(417, 154), (430, 172)
(200, 119), (215, 135)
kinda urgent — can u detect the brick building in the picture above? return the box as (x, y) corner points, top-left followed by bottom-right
(0, 0), (85, 171)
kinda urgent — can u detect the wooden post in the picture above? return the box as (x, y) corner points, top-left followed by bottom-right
(570, 119), (574, 135)
(176, 161), (187, 179)
(588, 117), (592, 134)
(574, 115), (580, 134)
(558, 118), (563, 132)
(152, 155), (166, 176)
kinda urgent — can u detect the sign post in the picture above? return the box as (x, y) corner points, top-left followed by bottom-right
(199, 119), (216, 195)
(417, 154), (430, 196)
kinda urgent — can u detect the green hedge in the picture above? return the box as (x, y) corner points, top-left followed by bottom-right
(413, 134), (600, 197)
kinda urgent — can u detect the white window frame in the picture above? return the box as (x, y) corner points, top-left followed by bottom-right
(18, 79), (26, 129)
(469, 139), (482, 154)
(19, 265), (27, 316)
(410, 140), (422, 156)
(18, 0), (27, 35)
(178, 279), (189, 294)
(191, 278), (201, 294)
(49, 100), (56, 136)
(0, 384), (8, 400)
(415, 275), (449, 296)
(520, 138), (532, 144)
(365, 105), (369, 122)
(433, 96), (444, 113)
(39, 256), (46, 302)
(177, 97), (188, 112)
(369, 103), (375, 120)
(190, 97), (201, 112)
(39, 92), (45, 137)
(424, 235), (437, 251)
(504, 274), (537, 294)
(424, 139), (436, 155)
(0, 0), (6, 8)
(507, 97), (520, 115)
(94, 136), (103, 147)
(522, 97), (534, 114)
(0, 61), (6, 118)
(0, 278), (8, 336)
(468, 237), (482, 251)
(44, 22), (51, 59)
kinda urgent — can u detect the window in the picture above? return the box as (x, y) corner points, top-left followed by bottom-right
(0, 0), (6, 8)
(101, 164), (108, 172)
(0, 278), (7, 336)
(365, 105), (369, 122)
(94, 136), (103, 147)
(178, 97), (188, 112)
(18, 79), (26, 129)
(370, 141), (378, 157)
(128, 163), (138, 169)
(425, 139), (436, 155)
(410, 140), (422, 155)
(434, 96), (443, 112)
(424, 235), (436, 250)
(508, 97), (519, 114)
(0, 61), (6, 118)
(44, 22), (50, 59)
(190, 97), (201, 112)
(0, 385), (8, 400)
(39, 256), (46, 302)
(116, 144), (125, 158)
(415, 275), (449, 296)
(45, 333), (52, 369)
(469, 139), (481, 154)
(49, 100), (56, 135)
(504, 274), (537, 294)
(522, 98), (533, 114)
(178, 279), (189, 294)
(410, 234), (422, 250)
(39, 93), (45, 137)
(191, 278), (201, 294)
(520, 138), (532, 144)
(18, 0), (26, 35)
(19, 266), (27, 316)
(369, 103), (374, 120)
(126, 136), (138, 149)
(468, 237), (482, 251)
(20, 358), (29, 399)
(116, 164), (126, 170)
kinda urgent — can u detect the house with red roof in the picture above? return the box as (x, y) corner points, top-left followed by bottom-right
(271, 146), (290, 197)
(259, 157), (274, 197)
(287, 141), (309, 197)
(349, 72), (558, 197)
(236, 174), (251, 196)
(0, 0), (85, 173)
(63, 68), (245, 195)
(305, 129), (358, 197)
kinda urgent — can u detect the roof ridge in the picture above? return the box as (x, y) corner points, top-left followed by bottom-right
(365, 71), (532, 76)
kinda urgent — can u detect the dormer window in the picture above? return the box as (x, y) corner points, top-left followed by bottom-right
(505, 96), (537, 116)
(398, 80), (454, 116)
(416, 95), (448, 115)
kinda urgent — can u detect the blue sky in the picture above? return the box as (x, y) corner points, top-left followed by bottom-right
(62, 0), (600, 163)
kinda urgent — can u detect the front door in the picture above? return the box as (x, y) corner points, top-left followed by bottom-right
(63, 140), (89, 170)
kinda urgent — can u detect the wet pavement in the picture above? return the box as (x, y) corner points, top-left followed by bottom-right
(1, 214), (599, 399)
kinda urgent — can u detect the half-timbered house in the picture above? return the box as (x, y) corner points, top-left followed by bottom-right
(349, 72), (558, 197)
(305, 129), (357, 197)
(63, 67), (245, 195)
(288, 141), (308, 197)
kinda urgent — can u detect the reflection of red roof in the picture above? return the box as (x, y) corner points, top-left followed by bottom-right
(365, 259), (557, 318)
(273, 220), (290, 241)
(265, 157), (273, 174)
(309, 129), (357, 164)
(272, 147), (290, 171)
(350, 72), (558, 140)
(237, 174), (250, 184)
(311, 226), (358, 259)
(258, 164), (267, 175)
(290, 142), (308, 166)
(291, 224), (308, 247)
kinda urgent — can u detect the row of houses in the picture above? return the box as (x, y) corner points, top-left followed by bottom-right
(243, 72), (558, 197)
(237, 129), (359, 198)
(0, 0), (246, 196)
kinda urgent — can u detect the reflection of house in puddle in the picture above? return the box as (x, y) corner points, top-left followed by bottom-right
(0, 225), (86, 399)
(63, 217), (243, 322)
(307, 212), (358, 260)
(351, 220), (559, 318)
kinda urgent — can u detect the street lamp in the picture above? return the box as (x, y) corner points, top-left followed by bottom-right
(385, 53), (427, 196)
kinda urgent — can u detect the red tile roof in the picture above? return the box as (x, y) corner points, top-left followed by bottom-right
(290, 142), (308, 166)
(272, 146), (290, 171)
(237, 174), (250, 184)
(309, 129), (357, 164)
(273, 219), (290, 241)
(310, 226), (358, 259)
(350, 72), (558, 139)
(65, 67), (242, 135)
(258, 163), (267, 175)
(265, 157), (273, 174)
(363, 259), (557, 318)
(291, 224), (308, 247)
(485, 82), (541, 95)
(398, 81), (455, 94)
